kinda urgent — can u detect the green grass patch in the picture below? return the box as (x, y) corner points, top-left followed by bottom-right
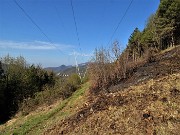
(1, 82), (90, 135)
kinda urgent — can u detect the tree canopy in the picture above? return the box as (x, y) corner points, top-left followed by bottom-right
(126, 0), (180, 60)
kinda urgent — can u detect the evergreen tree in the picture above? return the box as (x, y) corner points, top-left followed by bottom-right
(0, 56), (56, 122)
(155, 0), (180, 49)
(128, 28), (142, 60)
(141, 14), (158, 49)
(0, 61), (7, 123)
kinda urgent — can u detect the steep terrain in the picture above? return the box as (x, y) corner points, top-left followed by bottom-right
(48, 73), (179, 135)
(44, 46), (180, 135)
(0, 83), (90, 135)
(0, 46), (180, 135)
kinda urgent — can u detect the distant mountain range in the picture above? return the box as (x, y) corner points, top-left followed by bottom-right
(45, 65), (73, 73)
(44, 63), (89, 76)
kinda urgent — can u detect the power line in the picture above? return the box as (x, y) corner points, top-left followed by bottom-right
(70, 0), (82, 52)
(13, 0), (65, 55)
(107, 0), (134, 46)
(70, 0), (84, 78)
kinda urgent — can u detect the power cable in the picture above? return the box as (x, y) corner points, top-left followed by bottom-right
(107, 0), (134, 46)
(13, 0), (65, 55)
(70, 0), (82, 52)
(70, 0), (84, 78)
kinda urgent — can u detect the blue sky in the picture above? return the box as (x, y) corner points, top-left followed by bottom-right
(0, 0), (160, 67)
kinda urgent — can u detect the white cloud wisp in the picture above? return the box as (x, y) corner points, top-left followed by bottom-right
(69, 51), (93, 57)
(0, 40), (73, 51)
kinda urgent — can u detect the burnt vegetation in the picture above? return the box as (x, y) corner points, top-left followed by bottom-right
(88, 0), (180, 94)
(45, 0), (180, 134)
(0, 0), (180, 134)
(44, 1), (180, 134)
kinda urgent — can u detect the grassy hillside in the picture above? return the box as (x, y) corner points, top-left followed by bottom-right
(0, 0), (179, 134)
(44, 46), (180, 135)
(0, 83), (90, 135)
(0, 47), (180, 135)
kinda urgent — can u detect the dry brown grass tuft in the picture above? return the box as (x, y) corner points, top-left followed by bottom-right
(43, 46), (180, 135)
(44, 73), (180, 135)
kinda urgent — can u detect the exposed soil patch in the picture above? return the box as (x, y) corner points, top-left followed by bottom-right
(44, 46), (180, 135)
(108, 46), (180, 92)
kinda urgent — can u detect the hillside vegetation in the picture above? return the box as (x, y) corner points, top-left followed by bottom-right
(0, 55), (84, 123)
(43, 46), (180, 135)
(0, 83), (90, 134)
(0, 0), (180, 134)
(0, 46), (179, 135)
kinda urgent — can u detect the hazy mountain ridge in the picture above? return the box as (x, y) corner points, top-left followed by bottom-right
(44, 65), (73, 73)
(44, 63), (89, 75)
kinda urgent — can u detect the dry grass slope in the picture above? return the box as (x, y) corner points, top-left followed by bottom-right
(45, 73), (180, 135)
(0, 46), (179, 135)
(45, 46), (180, 135)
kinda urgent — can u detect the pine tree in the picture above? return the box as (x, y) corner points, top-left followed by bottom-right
(0, 61), (7, 123)
(0, 61), (4, 78)
(155, 0), (180, 49)
(128, 28), (142, 61)
(140, 14), (158, 49)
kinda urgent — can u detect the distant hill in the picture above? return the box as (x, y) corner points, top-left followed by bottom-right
(45, 65), (73, 73)
(44, 63), (88, 76)
(59, 64), (87, 76)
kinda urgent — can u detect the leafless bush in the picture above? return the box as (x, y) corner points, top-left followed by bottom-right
(88, 43), (127, 93)
(88, 41), (151, 94)
(88, 47), (111, 91)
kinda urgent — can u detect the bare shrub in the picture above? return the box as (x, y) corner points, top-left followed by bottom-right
(88, 41), (151, 94)
(88, 47), (112, 91)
